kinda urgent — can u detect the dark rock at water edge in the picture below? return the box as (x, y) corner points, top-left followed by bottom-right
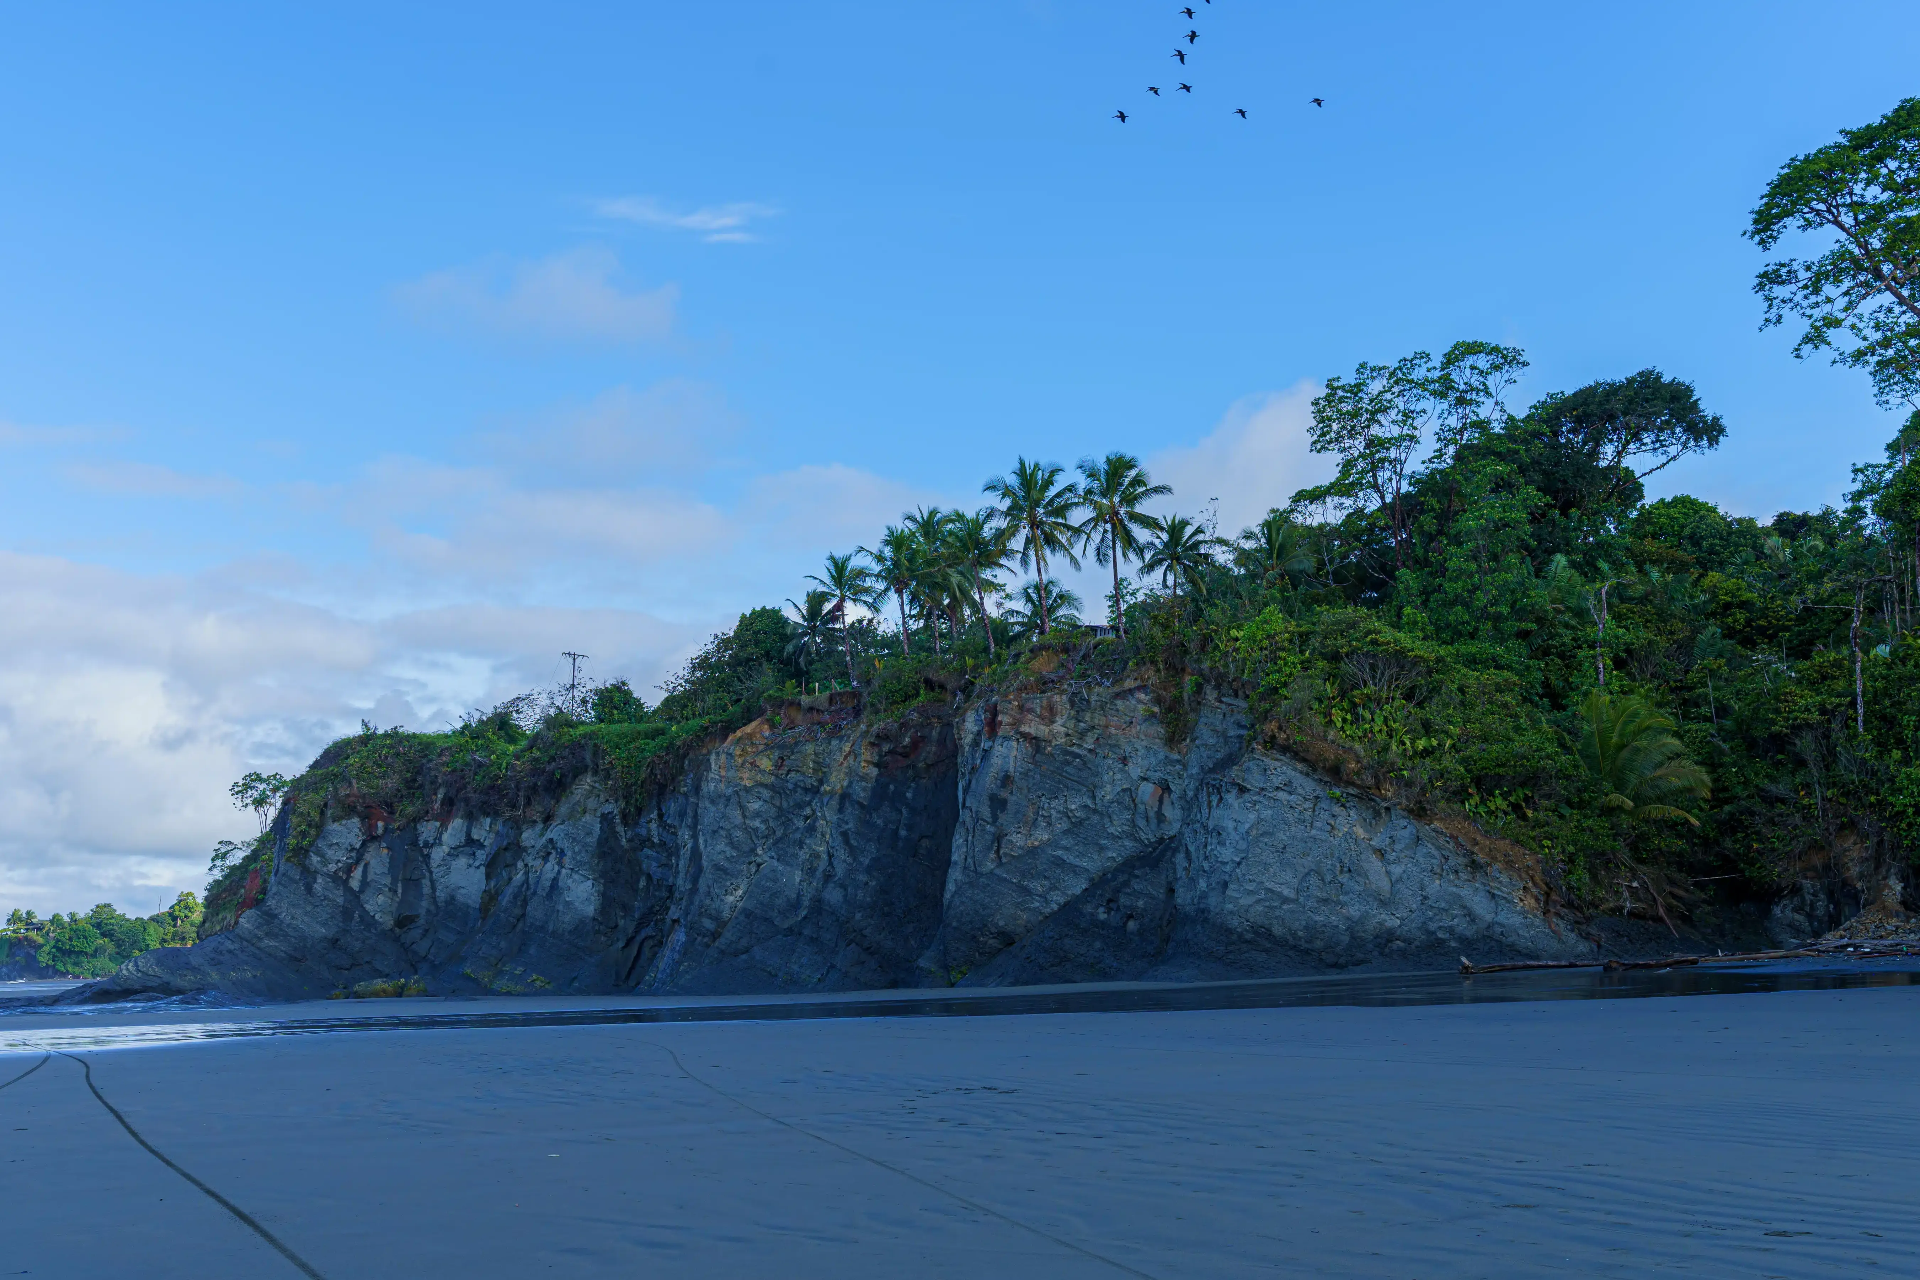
(73, 685), (1594, 1005)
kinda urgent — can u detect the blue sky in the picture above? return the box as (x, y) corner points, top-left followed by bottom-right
(1, 1), (1916, 912)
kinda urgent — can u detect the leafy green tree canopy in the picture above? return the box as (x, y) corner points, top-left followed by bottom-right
(1748, 96), (1920, 406)
(1517, 370), (1726, 509)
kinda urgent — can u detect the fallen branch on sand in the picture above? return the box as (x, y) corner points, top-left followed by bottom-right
(1459, 938), (1920, 975)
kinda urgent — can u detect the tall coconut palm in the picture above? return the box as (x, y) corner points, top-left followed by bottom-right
(861, 526), (922, 655)
(1075, 452), (1170, 640)
(903, 505), (950, 550)
(807, 551), (875, 688)
(783, 589), (835, 676)
(933, 569), (967, 653)
(1140, 514), (1224, 600)
(943, 507), (1012, 659)
(983, 458), (1082, 635)
(1576, 689), (1711, 826)
(887, 506), (940, 652)
(899, 507), (951, 652)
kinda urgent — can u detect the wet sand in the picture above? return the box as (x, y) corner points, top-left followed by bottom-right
(3, 986), (1917, 1278)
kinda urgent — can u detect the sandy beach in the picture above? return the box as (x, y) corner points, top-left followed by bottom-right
(3, 983), (1917, 1278)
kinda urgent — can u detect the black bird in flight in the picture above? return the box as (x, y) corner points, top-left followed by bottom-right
(1177, 82), (1192, 93)
(1114, 109), (1128, 122)
(1147, 86), (1161, 95)
(1234, 107), (1247, 118)
(1310, 97), (1325, 107)
(1171, 48), (1186, 63)
(1180, 6), (1195, 16)
(1186, 29), (1199, 43)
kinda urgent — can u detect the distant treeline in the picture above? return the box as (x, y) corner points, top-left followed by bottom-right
(2, 895), (201, 978)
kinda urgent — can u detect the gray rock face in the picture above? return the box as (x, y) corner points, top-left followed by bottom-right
(85, 709), (959, 1002)
(929, 686), (1585, 984)
(80, 684), (1589, 1004)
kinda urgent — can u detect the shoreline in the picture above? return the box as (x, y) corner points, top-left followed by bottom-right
(6, 956), (1918, 1052)
(4, 984), (1915, 1277)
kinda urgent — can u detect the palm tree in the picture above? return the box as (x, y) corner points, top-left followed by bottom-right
(861, 526), (922, 655)
(1004, 578), (1083, 640)
(1075, 452), (1169, 640)
(807, 551), (875, 688)
(901, 507), (953, 652)
(903, 505), (950, 550)
(933, 568), (967, 653)
(943, 507), (1011, 659)
(783, 589), (835, 676)
(1234, 509), (1313, 587)
(1140, 514), (1224, 600)
(983, 459), (1082, 635)
(1576, 689), (1711, 826)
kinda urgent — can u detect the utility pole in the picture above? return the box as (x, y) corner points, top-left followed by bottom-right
(562, 651), (589, 713)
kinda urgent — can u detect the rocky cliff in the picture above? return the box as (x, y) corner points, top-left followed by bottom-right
(85, 682), (1590, 1002)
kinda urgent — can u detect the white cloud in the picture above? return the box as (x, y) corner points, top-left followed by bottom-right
(594, 196), (780, 242)
(0, 552), (378, 912)
(1147, 381), (1337, 537)
(394, 247), (677, 343)
(0, 549), (705, 915)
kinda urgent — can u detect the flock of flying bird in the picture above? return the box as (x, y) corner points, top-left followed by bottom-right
(1112, 4), (1322, 124)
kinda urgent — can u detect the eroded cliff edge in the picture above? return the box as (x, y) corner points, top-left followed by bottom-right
(87, 683), (1588, 1002)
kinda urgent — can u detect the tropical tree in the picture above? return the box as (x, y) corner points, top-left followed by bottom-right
(932, 563), (970, 653)
(1810, 534), (1895, 734)
(942, 507), (1011, 659)
(1547, 555), (1637, 687)
(1519, 370), (1727, 506)
(1296, 355), (1431, 566)
(1076, 452), (1169, 639)
(1140, 514), (1224, 599)
(1004, 579), (1082, 640)
(807, 551), (875, 688)
(1747, 96), (1920, 406)
(1576, 690), (1711, 826)
(229, 771), (291, 835)
(784, 589), (836, 674)
(1234, 509), (1314, 588)
(983, 459), (1082, 635)
(1424, 340), (1531, 469)
(861, 526), (923, 655)
(903, 505), (950, 551)
(898, 507), (954, 651)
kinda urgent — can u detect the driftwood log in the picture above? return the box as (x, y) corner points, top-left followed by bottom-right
(1459, 938), (1920, 975)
